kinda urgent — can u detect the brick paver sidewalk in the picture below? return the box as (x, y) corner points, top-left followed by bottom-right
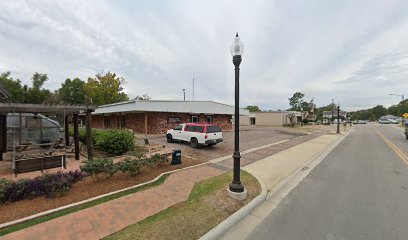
(1, 131), (326, 240)
(2, 165), (225, 240)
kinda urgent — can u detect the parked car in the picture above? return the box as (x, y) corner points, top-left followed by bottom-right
(166, 122), (223, 148)
(379, 119), (392, 124)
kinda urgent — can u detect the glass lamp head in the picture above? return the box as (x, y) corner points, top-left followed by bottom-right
(230, 33), (244, 57)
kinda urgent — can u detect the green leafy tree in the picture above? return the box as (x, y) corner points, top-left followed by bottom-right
(134, 93), (151, 101)
(59, 78), (86, 104)
(288, 92), (304, 111)
(0, 72), (24, 102)
(84, 72), (129, 106)
(245, 105), (261, 112)
(25, 73), (52, 104)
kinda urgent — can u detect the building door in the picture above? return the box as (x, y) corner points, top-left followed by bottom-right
(250, 117), (256, 125)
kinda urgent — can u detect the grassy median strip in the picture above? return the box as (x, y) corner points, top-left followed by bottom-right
(105, 170), (261, 240)
(0, 174), (169, 237)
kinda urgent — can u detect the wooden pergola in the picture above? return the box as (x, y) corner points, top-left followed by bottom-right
(0, 103), (96, 161)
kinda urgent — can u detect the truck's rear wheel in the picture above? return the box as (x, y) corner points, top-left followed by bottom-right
(167, 134), (173, 143)
(190, 138), (198, 148)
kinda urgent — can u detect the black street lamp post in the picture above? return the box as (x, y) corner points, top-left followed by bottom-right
(337, 105), (340, 134)
(229, 33), (245, 194)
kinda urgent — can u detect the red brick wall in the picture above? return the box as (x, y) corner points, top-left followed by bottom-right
(147, 112), (190, 134)
(91, 112), (232, 134)
(213, 114), (232, 131)
(92, 115), (104, 128)
(126, 113), (145, 133)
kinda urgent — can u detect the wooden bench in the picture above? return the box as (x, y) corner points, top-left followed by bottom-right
(13, 154), (66, 177)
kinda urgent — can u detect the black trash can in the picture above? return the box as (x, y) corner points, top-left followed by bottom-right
(171, 149), (181, 165)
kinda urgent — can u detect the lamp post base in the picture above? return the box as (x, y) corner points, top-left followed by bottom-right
(227, 187), (247, 201)
(229, 181), (244, 192)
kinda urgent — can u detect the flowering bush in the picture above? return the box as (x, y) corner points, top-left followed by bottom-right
(0, 170), (84, 204)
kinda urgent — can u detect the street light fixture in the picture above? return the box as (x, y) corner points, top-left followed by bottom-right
(228, 33), (246, 199)
(389, 93), (405, 105)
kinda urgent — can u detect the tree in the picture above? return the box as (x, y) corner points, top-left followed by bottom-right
(286, 113), (297, 126)
(245, 105), (261, 112)
(84, 72), (129, 106)
(59, 78), (86, 104)
(288, 92), (304, 111)
(134, 93), (151, 101)
(24, 73), (51, 104)
(0, 72), (24, 102)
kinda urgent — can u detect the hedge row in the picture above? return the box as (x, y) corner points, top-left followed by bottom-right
(69, 128), (135, 155)
(0, 171), (84, 204)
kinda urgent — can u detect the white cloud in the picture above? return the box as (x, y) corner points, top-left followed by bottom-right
(0, 0), (408, 110)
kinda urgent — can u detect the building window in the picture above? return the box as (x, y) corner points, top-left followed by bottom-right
(119, 115), (126, 128)
(206, 115), (213, 123)
(191, 115), (198, 123)
(104, 116), (111, 128)
(168, 117), (181, 124)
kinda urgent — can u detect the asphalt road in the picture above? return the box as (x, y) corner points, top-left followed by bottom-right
(150, 126), (305, 161)
(247, 124), (408, 240)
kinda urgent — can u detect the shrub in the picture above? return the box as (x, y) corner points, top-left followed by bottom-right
(0, 171), (84, 204)
(80, 158), (117, 180)
(151, 154), (167, 166)
(95, 129), (135, 155)
(117, 157), (142, 176)
(139, 154), (167, 168)
(69, 127), (105, 144)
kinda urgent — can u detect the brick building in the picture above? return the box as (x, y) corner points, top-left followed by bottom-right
(92, 100), (249, 134)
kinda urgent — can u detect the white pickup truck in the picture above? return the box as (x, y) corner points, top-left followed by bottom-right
(166, 123), (223, 148)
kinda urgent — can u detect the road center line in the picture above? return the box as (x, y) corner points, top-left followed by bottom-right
(374, 128), (408, 165)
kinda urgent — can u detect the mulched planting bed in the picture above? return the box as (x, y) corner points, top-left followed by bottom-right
(0, 156), (204, 224)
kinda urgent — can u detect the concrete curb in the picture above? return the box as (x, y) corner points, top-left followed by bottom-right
(201, 129), (353, 240)
(200, 172), (268, 240)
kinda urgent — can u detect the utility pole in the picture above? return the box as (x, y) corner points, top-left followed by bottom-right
(192, 73), (195, 101)
(183, 89), (185, 101)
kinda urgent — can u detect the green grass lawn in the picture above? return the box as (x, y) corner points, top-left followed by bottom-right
(105, 170), (261, 240)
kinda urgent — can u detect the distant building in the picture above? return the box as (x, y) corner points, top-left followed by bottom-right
(92, 100), (250, 134)
(242, 111), (301, 126)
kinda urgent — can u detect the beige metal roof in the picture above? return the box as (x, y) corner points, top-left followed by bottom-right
(93, 100), (250, 115)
